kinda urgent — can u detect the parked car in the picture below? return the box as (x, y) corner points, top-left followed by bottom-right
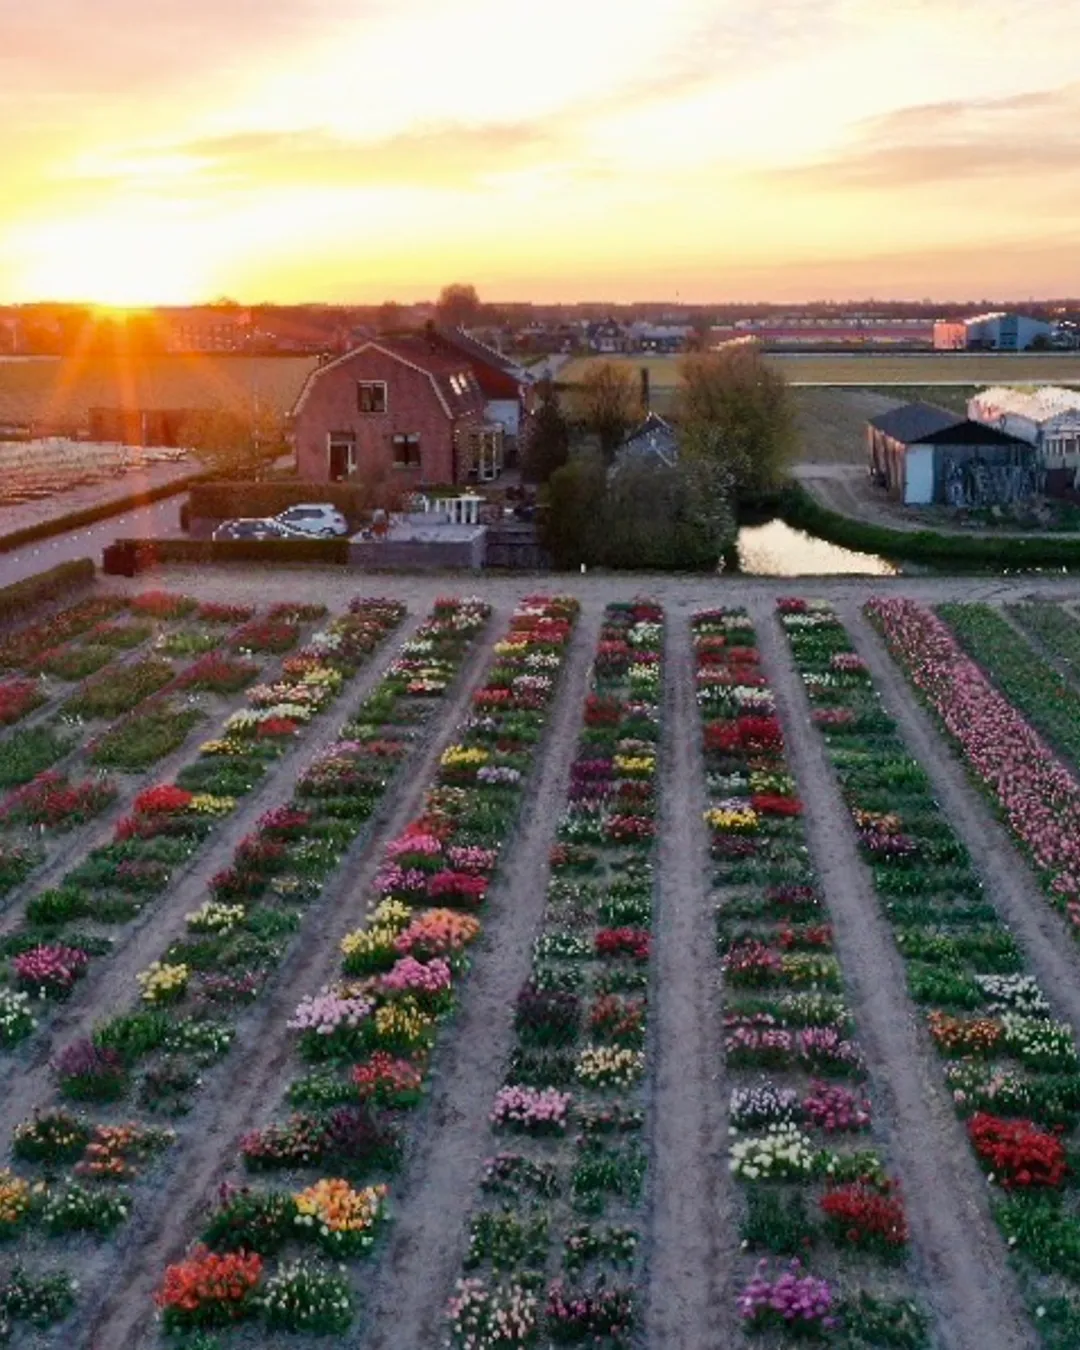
(212, 518), (304, 542)
(273, 503), (349, 537)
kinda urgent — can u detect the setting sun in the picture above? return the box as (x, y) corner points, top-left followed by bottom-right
(13, 212), (209, 307)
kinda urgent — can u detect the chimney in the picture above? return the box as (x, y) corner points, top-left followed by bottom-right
(640, 366), (650, 412)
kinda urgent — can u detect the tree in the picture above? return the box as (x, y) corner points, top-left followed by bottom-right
(602, 456), (733, 569)
(435, 283), (482, 329)
(674, 346), (795, 496)
(542, 448), (607, 568)
(376, 301), (405, 333)
(177, 407), (285, 480)
(578, 362), (641, 461)
(521, 380), (570, 484)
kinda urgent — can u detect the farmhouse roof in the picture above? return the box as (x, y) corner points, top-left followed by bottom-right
(290, 339), (485, 421)
(867, 402), (962, 444)
(615, 411), (680, 467)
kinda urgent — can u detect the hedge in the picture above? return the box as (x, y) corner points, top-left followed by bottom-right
(0, 474), (201, 555)
(188, 481), (374, 527)
(103, 537), (348, 575)
(0, 559), (96, 625)
(777, 482), (1080, 568)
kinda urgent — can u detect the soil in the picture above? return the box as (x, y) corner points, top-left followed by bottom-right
(350, 604), (601, 1350)
(642, 614), (738, 1350)
(6, 570), (1080, 1350)
(79, 606), (495, 1350)
(0, 612), (426, 1188)
(758, 602), (1037, 1350)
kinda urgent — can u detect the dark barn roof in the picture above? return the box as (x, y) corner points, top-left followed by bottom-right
(867, 402), (962, 444)
(919, 420), (1032, 448)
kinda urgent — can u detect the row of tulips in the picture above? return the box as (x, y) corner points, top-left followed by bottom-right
(782, 598), (1080, 1347)
(936, 602), (1080, 778)
(867, 597), (1080, 937)
(698, 607), (929, 1347)
(0, 597), (494, 1341)
(0, 596), (274, 905)
(1007, 599), (1080, 677)
(0, 600), (398, 1053)
(150, 596), (579, 1339)
(444, 599), (663, 1350)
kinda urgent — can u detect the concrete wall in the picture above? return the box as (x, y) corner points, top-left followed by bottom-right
(348, 532), (486, 571)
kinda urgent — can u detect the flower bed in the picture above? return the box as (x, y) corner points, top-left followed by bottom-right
(702, 606), (928, 1346)
(867, 598), (1080, 937)
(0, 599), (494, 1338)
(443, 600), (662, 1350)
(0, 600), (405, 1056)
(0, 596), (129, 671)
(151, 595), (578, 1342)
(1007, 600), (1080, 677)
(0, 677), (45, 727)
(782, 598), (1080, 1346)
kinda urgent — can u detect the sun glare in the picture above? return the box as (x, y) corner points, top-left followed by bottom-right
(17, 213), (208, 307)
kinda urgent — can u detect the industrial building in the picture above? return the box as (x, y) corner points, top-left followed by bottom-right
(867, 402), (1035, 507)
(933, 312), (1053, 351)
(968, 386), (1080, 492)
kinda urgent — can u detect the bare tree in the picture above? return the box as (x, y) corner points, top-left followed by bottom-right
(578, 362), (642, 460)
(178, 407), (284, 480)
(435, 284), (483, 329)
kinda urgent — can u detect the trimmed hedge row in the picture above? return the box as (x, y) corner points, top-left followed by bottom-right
(188, 481), (372, 527)
(0, 560), (95, 626)
(776, 483), (1080, 569)
(0, 476), (200, 555)
(103, 538), (348, 575)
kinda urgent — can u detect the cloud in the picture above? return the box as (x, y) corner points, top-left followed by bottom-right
(110, 122), (557, 192)
(769, 83), (1080, 188)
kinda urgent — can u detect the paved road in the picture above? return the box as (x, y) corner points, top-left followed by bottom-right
(0, 497), (184, 588)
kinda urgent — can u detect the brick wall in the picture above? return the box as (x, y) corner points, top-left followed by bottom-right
(294, 348), (480, 487)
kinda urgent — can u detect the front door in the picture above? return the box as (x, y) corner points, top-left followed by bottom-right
(328, 440), (350, 482)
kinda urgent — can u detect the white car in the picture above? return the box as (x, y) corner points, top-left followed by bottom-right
(274, 503), (349, 538)
(212, 518), (305, 542)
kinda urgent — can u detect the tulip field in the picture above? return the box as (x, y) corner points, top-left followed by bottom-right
(8, 575), (1080, 1348)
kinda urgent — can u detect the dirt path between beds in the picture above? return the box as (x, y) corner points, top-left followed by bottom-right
(80, 606), (503, 1350)
(0, 611), (423, 1148)
(844, 600), (1080, 1089)
(756, 599), (1037, 1350)
(349, 605), (602, 1350)
(642, 612), (738, 1350)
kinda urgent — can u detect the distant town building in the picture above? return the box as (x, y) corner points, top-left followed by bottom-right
(968, 386), (1080, 491)
(290, 337), (504, 490)
(157, 307), (253, 353)
(935, 312), (1054, 352)
(867, 402), (1034, 506)
(586, 320), (629, 354)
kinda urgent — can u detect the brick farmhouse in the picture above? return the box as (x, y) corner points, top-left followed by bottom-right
(290, 337), (504, 490)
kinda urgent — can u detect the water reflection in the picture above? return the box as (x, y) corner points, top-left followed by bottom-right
(736, 519), (897, 577)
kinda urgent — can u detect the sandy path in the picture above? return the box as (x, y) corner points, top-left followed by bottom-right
(0, 611), (423, 1146)
(351, 605), (602, 1350)
(756, 600), (1036, 1350)
(845, 601), (1080, 1079)
(82, 606), (501, 1350)
(643, 613), (736, 1350)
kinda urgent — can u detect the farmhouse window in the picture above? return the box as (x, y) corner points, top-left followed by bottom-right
(358, 381), (387, 414)
(392, 432), (421, 467)
(328, 431), (356, 481)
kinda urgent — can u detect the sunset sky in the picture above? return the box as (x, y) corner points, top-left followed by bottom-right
(3, 0), (1078, 305)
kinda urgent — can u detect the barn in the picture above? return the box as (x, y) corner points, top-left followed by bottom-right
(867, 402), (1036, 507)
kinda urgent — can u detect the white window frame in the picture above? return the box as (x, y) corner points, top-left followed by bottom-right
(327, 432), (356, 477)
(357, 381), (388, 414)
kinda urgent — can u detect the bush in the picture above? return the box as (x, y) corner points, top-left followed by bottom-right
(0, 560), (94, 626)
